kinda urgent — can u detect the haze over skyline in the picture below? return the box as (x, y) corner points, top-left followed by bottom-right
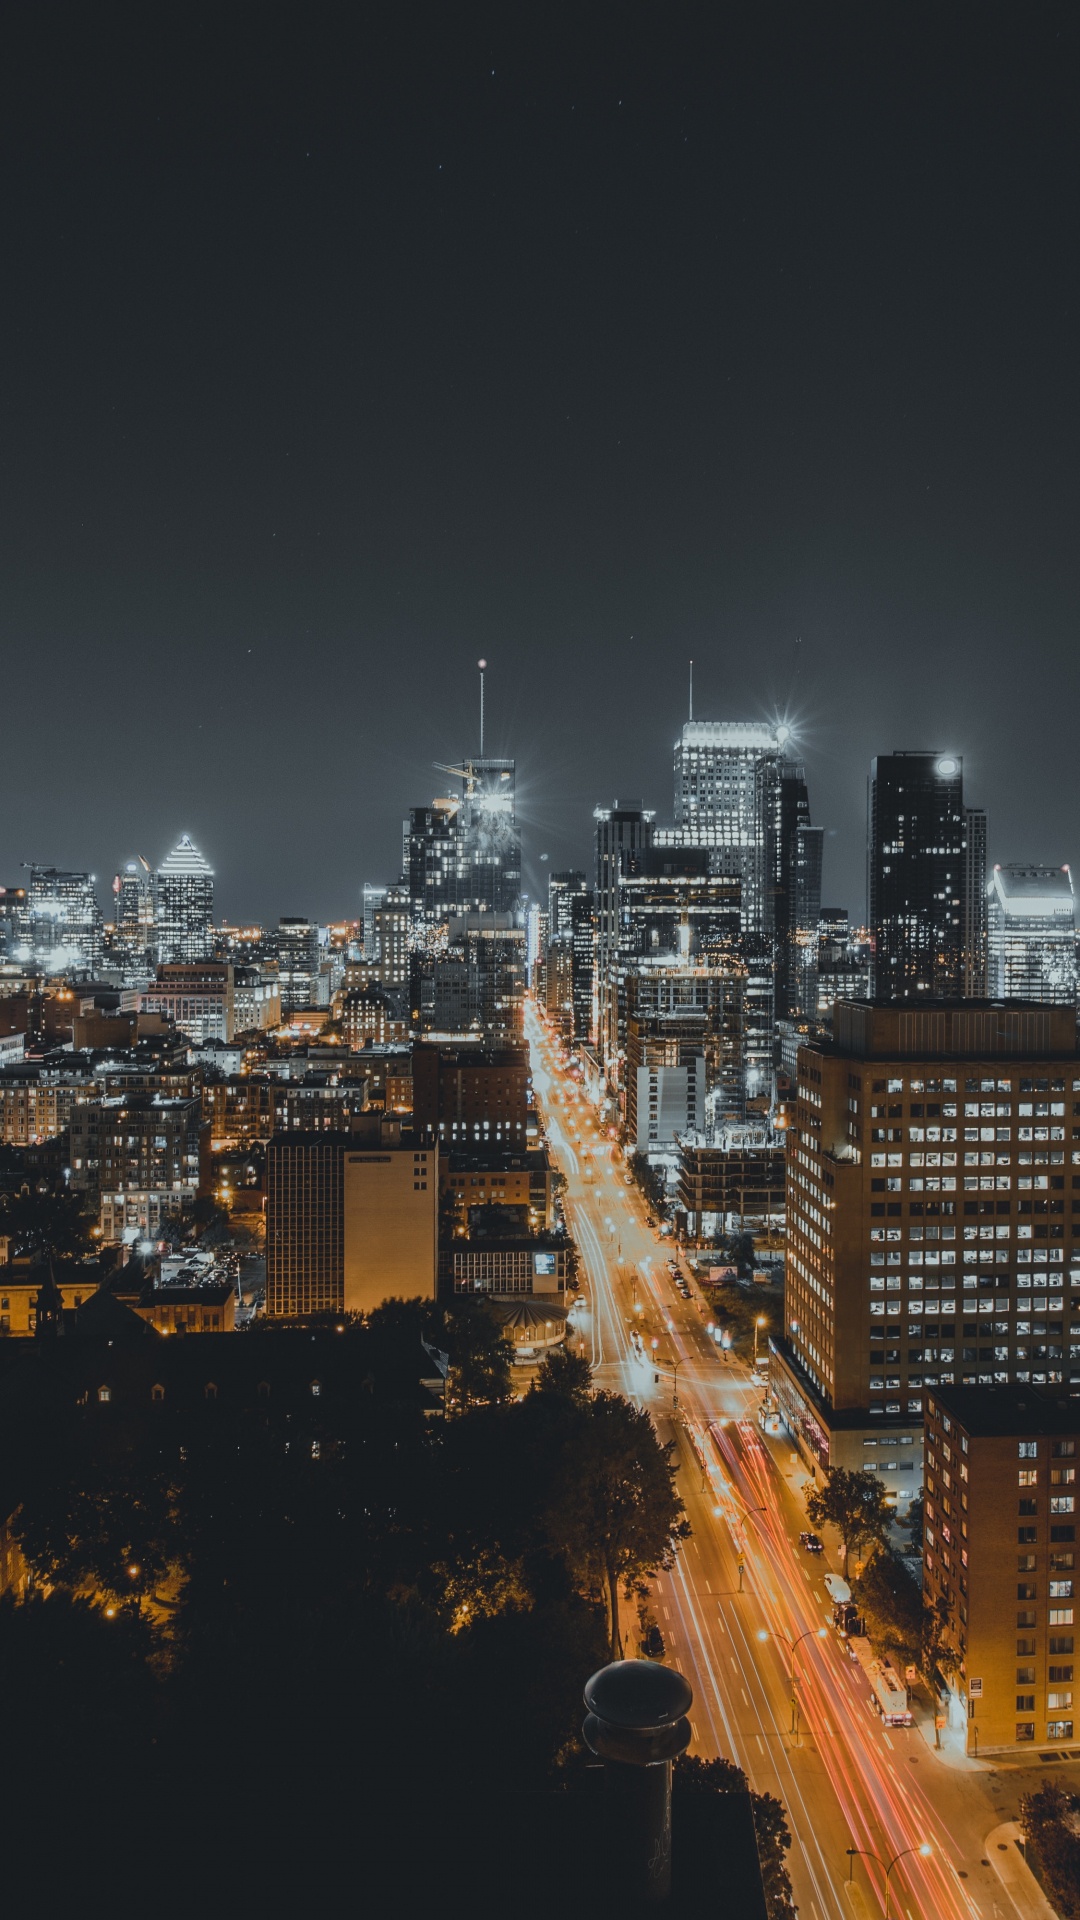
(2, 4), (1077, 923)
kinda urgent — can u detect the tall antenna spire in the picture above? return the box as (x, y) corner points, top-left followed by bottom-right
(478, 658), (487, 756)
(689, 658), (694, 723)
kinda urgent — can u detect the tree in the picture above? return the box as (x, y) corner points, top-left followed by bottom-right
(546, 1392), (689, 1658)
(13, 1450), (183, 1605)
(674, 1755), (796, 1919)
(805, 1466), (892, 1576)
(0, 1185), (91, 1258)
(1019, 1784), (1080, 1920)
(904, 1486), (925, 1552)
(532, 1344), (592, 1405)
(443, 1296), (514, 1412)
(853, 1549), (922, 1663)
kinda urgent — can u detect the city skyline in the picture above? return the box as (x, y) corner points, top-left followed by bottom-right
(4, 701), (1075, 937)
(2, 9), (1078, 922)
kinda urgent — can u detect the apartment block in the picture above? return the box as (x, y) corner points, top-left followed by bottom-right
(773, 1000), (1080, 1499)
(266, 1122), (437, 1318)
(925, 1384), (1078, 1758)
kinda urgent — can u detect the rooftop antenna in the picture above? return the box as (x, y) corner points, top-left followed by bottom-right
(689, 658), (694, 723)
(478, 658), (487, 756)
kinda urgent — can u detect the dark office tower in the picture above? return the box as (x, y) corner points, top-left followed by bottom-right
(114, 857), (154, 956)
(459, 758), (521, 913)
(593, 803), (655, 1054)
(868, 753), (966, 1001)
(548, 869), (588, 942)
(547, 870), (593, 1044)
(963, 807), (988, 997)
(403, 799), (463, 930)
(761, 761), (823, 1023)
(275, 917), (320, 1012)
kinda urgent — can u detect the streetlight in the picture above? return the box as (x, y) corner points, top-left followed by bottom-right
(649, 1340), (682, 1409)
(753, 1315), (767, 1367)
(758, 1624), (827, 1734)
(845, 1844), (933, 1919)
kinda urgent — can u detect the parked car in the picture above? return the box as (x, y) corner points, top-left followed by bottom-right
(799, 1531), (824, 1554)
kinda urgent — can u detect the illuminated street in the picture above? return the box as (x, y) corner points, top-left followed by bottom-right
(528, 1001), (1054, 1920)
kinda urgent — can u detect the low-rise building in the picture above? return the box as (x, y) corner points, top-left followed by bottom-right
(925, 1382), (1079, 1757)
(438, 1234), (570, 1300)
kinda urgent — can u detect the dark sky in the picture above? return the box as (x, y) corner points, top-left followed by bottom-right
(2, 3), (1078, 925)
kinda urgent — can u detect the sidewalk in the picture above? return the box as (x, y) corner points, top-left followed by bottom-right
(985, 1821), (1058, 1920)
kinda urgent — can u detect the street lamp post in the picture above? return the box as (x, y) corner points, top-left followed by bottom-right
(845, 1843), (933, 1918)
(753, 1315), (766, 1367)
(758, 1624), (827, 1734)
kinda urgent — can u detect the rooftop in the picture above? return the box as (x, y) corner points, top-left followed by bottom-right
(928, 1381), (1080, 1437)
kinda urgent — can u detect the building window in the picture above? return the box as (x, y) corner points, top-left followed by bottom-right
(1047, 1720), (1074, 1740)
(151, 1384), (165, 1402)
(1016, 1722), (1035, 1741)
(98, 1386), (111, 1403)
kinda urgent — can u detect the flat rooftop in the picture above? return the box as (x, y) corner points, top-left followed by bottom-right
(928, 1381), (1080, 1437)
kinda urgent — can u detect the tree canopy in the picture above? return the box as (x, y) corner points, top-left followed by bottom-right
(805, 1466), (892, 1575)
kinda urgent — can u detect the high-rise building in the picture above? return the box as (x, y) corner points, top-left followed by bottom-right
(548, 869), (588, 942)
(761, 761), (823, 1024)
(142, 961), (237, 1044)
(924, 1384), (1079, 1758)
(546, 871), (593, 1044)
(988, 866), (1076, 1005)
(419, 913), (525, 1045)
(402, 799), (464, 929)
(275, 917), (320, 1011)
(963, 808), (988, 996)
(23, 866), (103, 975)
(458, 758), (521, 914)
(672, 721), (785, 935)
(593, 802), (656, 1058)
(155, 835), (214, 963)
(362, 882), (411, 989)
(0, 886), (27, 962)
(868, 753), (967, 1001)
(773, 997), (1080, 1499)
(113, 858), (155, 957)
(266, 1118), (437, 1317)
(412, 1043), (529, 1149)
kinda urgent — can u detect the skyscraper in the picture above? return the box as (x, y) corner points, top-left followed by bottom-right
(275, 917), (320, 1011)
(988, 865), (1076, 1005)
(963, 807), (988, 996)
(761, 760), (823, 1023)
(868, 752), (967, 1001)
(593, 802), (655, 1060)
(458, 757), (521, 913)
(23, 866), (103, 974)
(774, 998), (1080, 1497)
(672, 720), (784, 935)
(155, 835), (214, 963)
(114, 857), (155, 957)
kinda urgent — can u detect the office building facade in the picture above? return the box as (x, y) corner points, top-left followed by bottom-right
(925, 1384), (1079, 1757)
(266, 1124), (437, 1317)
(774, 999), (1080, 1499)
(868, 753), (969, 1001)
(155, 835), (214, 963)
(988, 865), (1076, 1006)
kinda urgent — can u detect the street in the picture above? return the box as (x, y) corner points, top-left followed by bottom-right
(527, 1002), (1061, 1920)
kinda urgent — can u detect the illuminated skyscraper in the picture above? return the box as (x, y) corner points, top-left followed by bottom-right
(672, 720), (784, 934)
(987, 865), (1076, 1005)
(114, 857), (155, 956)
(868, 753), (967, 1001)
(458, 757), (521, 913)
(155, 835), (214, 963)
(23, 866), (103, 974)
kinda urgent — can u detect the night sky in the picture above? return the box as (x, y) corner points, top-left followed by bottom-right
(2, 3), (1078, 925)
